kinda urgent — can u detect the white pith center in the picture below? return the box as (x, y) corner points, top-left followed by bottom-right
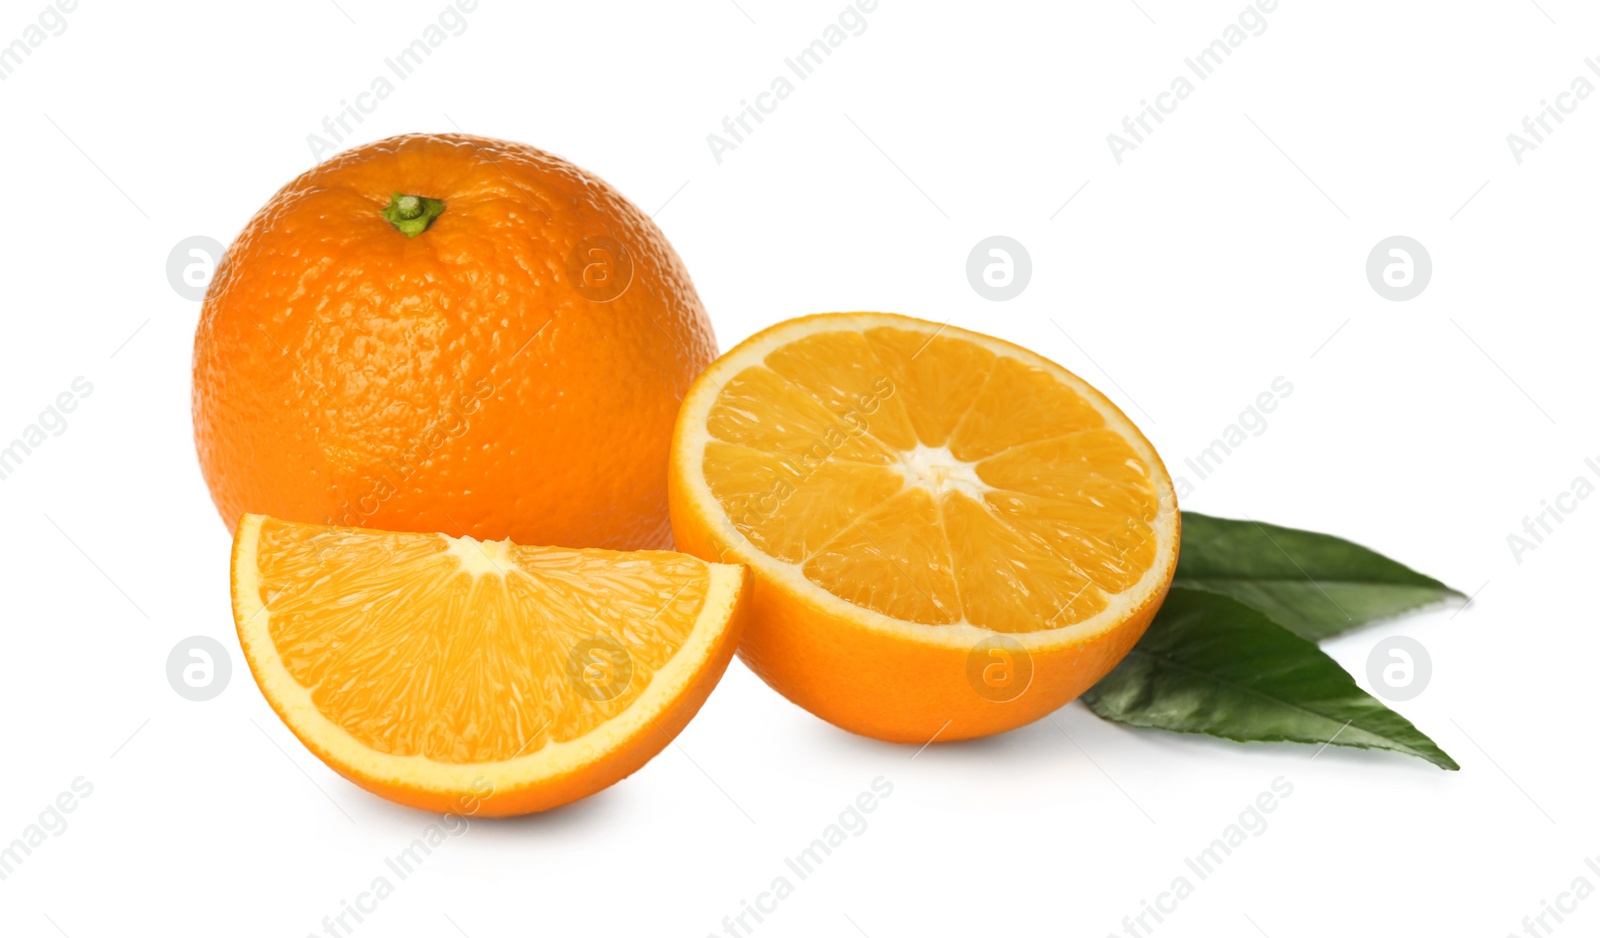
(895, 444), (993, 500)
(445, 535), (515, 577)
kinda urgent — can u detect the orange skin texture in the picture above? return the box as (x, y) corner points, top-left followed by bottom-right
(230, 526), (753, 816)
(668, 312), (1179, 744)
(194, 133), (716, 550)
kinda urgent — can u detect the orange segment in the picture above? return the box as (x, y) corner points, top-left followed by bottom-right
(702, 440), (904, 563)
(762, 330), (920, 451)
(669, 312), (1179, 742)
(974, 429), (1160, 515)
(705, 366), (895, 465)
(861, 326), (997, 447)
(946, 353), (1107, 462)
(940, 491), (1107, 632)
(981, 491), (1156, 595)
(232, 514), (749, 815)
(801, 488), (964, 625)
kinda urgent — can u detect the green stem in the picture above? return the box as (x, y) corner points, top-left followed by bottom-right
(380, 192), (446, 237)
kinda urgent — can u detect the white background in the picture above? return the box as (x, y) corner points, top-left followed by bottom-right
(1, 1), (1596, 936)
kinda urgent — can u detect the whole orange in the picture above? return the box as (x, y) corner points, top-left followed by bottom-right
(193, 133), (716, 549)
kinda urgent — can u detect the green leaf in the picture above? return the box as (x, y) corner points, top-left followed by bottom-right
(1082, 588), (1458, 770)
(1174, 512), (1465, 641)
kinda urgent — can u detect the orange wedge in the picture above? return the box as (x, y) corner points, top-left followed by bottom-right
(231, 514), (750, 815)
(668, 313), (1179, 743)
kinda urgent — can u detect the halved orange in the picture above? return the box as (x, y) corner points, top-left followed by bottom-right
(232, 514), (750, 815)
(668, 313), (1179, 742)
